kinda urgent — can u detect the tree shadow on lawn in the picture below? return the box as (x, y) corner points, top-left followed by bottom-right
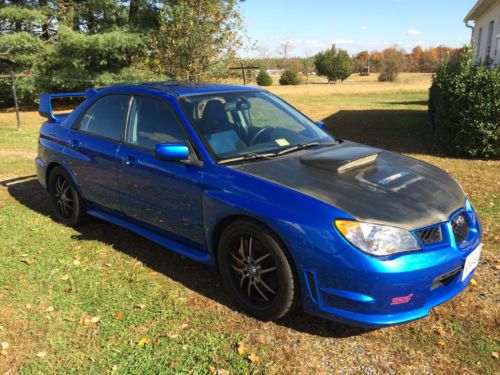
(3, 176), (371, 339)
(324, 109), (442, 156)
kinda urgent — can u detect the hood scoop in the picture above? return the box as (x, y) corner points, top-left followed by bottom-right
(300, 145), (380, 173)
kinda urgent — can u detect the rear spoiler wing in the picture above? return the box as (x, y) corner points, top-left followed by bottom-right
(39, 88), (98, 122)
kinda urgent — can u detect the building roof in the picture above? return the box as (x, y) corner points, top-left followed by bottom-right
(464, 0), (498, 22)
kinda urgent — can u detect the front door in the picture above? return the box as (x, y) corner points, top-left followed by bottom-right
(117, 95), (205, 249)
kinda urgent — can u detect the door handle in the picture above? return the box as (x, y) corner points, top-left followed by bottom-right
(68, 139), (80, 149)
(122, 155), (137, 166)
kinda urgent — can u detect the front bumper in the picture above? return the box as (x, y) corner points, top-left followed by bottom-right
(300, 208), (482, 328)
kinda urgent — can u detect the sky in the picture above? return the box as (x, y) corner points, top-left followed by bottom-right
(238, 0), (477, 58)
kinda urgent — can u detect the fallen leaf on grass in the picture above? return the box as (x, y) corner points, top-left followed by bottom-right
(60, 274), (70, 281)
(0, 350), (7, 356)
(111, 365), (119, 372)
(0, 342), (9, 350)
(36, 351), (47, 358)
(248, 352), (260, 364)
(154, 339), (161, 346)
(208, 366), (216, 374)
(437, 339), (446, 347)
(217, 370), (229, 375)
(237, 342), (248, 355)
(181, 323), (189, 330)
(492, 351), (499, 359)
(21, 259), (34, 266)
(435, 327), (446, 336)
(135, 304), (145, 310)
(114, 312), (124, 320)
(137, 338), (150, 347)
(46, 306), (55, 313)
(79, 316), (101, 326)
(4, 285), (12, 290)
(470, 278), (478, 287)
(73, 260), (81, 266)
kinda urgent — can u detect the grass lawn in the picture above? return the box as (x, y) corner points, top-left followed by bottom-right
(0, 73), (498, 374)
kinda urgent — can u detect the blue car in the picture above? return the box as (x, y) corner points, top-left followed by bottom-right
(36, 83), (482, 327)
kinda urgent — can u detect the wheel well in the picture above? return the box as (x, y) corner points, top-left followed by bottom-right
(45, 162), (62, 186)
(211, 215), (297, 272)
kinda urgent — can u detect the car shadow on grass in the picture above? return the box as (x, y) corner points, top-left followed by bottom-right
(3, 176), (372, 339)
(323, 109), (442, 156)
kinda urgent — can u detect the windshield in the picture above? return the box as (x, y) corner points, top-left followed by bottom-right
(179, 91), (335, 162)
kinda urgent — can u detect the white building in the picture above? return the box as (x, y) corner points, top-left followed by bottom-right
(464, 0), (500, 66)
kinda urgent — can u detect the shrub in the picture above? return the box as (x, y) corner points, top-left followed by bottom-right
(256, 69), (273, 86)
(279, 70), (300, 85)
(378, 59), (399, 81)
(428, 48), (500, 158)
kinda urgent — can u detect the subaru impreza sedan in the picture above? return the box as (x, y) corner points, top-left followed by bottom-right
(35, 83), (482, 327)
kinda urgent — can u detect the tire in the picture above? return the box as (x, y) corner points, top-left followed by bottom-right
(48, 166), (85, 227)
(218, 219), (299, 320)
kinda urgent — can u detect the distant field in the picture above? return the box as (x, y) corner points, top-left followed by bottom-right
(0, 73), (498, 374)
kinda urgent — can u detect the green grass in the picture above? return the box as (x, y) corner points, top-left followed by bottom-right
(0, 73), (498, 374)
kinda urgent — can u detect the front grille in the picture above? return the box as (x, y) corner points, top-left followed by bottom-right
(416, 225), (442, 245)
(452, 212), (470, 244)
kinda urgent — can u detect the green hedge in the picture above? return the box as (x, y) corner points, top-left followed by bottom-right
(279, 70), (300, 85)
(256, 69), (273, 86)
(428, 48), (500, 158)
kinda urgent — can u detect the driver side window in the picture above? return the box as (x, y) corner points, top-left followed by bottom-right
(125, 96), (187, 150)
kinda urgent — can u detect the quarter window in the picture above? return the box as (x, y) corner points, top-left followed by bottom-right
(125, 96), (187, 150)
(79, 95), (130, 141)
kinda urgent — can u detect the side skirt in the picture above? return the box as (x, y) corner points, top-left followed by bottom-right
(86, 207), (213, 266)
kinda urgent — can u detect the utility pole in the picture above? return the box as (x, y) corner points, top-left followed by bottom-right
(0, 72), (32, 131)
(229, 63), (259, 85)
(11, 73), (21, 131)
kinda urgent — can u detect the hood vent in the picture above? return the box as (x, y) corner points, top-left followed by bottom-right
(300, 145), (380, 173)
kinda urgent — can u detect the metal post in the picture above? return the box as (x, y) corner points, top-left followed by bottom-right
(241, 63), (246, 85)
(11, 73), (21, 131)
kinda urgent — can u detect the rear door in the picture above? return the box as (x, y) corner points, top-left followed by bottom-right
(117, 95), (205, 248)
(65, 94), (131, 212)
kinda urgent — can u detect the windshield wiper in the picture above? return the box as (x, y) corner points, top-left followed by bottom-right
(219, 152), (277, 164)
(277, 141), (336, 156)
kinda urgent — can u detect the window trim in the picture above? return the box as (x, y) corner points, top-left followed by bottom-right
(122, 94), (204, 162)
(73, 93), (132, 144)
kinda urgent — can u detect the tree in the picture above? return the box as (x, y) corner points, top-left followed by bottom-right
(314, 44), (353, 83)
(378, 59), (399, 81)
(279, 70), (300, 85)
(153, 0), (242, 80)
(256, 69), (272, 86)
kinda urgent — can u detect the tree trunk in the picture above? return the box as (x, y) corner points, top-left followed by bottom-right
(129, 0), (140, 26)
(39, 0), (50, 40)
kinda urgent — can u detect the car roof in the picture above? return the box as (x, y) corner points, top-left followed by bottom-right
(108, 81), (265, 97)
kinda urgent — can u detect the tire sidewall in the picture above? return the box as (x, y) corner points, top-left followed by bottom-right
(218, 219), (297, 320)
(48, 166), (82, 227)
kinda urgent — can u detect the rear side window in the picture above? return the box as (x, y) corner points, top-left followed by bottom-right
(79, 95), (130, 141)
(125, 96), (187, 150)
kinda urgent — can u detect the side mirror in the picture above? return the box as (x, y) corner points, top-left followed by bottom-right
(154, 143), (190, 162)
(316, 120), (325, 129)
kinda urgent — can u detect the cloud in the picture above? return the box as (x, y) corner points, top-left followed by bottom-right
(331, 38), (363, 45)
(407, 29), (421, 35)
(360, 26), (368, 30)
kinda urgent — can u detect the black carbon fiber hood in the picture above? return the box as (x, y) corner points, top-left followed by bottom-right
(232, 141), (466, 231)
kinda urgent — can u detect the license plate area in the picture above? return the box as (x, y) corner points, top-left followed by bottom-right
(462, 244), (482, 281)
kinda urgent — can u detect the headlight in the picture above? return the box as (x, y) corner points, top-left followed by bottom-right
(335, 220), (421, 256)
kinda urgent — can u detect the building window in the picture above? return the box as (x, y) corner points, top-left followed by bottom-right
(486, 20), (494, 60)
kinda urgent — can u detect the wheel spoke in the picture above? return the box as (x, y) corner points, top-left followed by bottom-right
(253, 282), (269, 301)
(237, 237), (245, 258)
(248, 236), (253, 259)
(231, 265), (245, 274)
(255, 253), (271, 264)
(247, 278), (252, 296)
(240, 274), (249, 288)
(258, 278), (276, 295)
(231, 252), (243, 264)
(259, 266), (276, 275)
